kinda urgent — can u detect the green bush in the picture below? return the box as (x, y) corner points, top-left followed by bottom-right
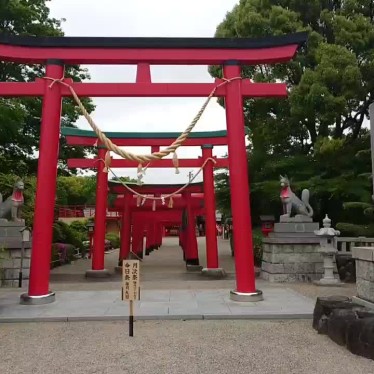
(50, 244), (61, 269)
(53, 221), (84, 250)
(106, 232), (120, 249)
(50, 243), (77, 269)
(69, 220), (89, 237)
(336, 223), (374, 237)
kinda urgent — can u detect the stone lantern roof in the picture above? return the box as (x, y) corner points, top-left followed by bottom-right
(314, 215), (340, 237)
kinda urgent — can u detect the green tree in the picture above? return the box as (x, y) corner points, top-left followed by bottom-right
(211, 0), (374, 224)
(0, 0), (95, 175)
(211, 0), (374, 151)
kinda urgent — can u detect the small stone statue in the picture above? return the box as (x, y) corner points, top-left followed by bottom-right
(0, 180), (24, 222)
(280, 175), (313, 222)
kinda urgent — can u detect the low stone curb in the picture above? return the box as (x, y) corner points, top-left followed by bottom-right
(0, 312), (313, 323)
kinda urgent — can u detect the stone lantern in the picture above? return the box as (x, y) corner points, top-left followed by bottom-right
(314, 215), (343, 286)
(260, 215), (275, 237)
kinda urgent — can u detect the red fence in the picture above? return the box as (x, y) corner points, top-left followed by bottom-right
(57, 205), (121, 219)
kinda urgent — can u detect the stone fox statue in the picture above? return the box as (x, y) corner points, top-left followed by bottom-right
(0, 180), (24, 221)
(279, 175), (313, 219)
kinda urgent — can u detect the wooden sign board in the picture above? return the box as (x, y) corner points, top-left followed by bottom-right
(122, 260), (140, 301)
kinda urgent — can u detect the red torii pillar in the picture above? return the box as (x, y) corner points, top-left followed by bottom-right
(130, 218), (145, 259)
(224, 63), (262, 301)
(118, 193), (132, 266)
(86, 147), (110, 278)
(200, 144), (225, 278)
(182, 192), (200, 270)
(21, 61), (63, 304)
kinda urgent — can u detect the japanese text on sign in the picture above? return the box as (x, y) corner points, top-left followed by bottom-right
(122, 260), (140, 301)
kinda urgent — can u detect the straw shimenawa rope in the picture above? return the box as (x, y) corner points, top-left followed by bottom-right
(43, 75), (241, 168)
(44, 75), (231, 197)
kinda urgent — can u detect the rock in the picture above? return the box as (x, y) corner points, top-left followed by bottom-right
(327, 309), (363, 346)
(356, 310), (374, 319)
(313, 296), (351, 332)
(346, 318), (374, 360)
(313, 296), (374, 361)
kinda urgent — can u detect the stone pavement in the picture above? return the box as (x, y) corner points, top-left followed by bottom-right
(0, 237), (357, 322)
(0, 287), (315, 322)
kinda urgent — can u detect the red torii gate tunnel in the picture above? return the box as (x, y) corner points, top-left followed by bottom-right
(0, 32), (307, 304)
(112, 186), (206, 271)
(63, 128), (227, 278)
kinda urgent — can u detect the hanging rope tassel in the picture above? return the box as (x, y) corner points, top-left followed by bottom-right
(137, 163), (144, 185)
(152, 200), (156, 211)
(168, 196), (174, 208)
(161, 197), (166, 206)
(103, 150), (111, 173)
(136, 196), (141, 207)
(141, 197), (146, 206)
(172, 151), (180, 174)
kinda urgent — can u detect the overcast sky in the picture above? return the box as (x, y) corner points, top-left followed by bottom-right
(48, 0), (239, 183)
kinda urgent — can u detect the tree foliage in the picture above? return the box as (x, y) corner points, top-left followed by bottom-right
(0, 0), (95, 175)
(211, 0), (374, 224)
(211, 0), (374, 150)
(0, 173), (99, 225)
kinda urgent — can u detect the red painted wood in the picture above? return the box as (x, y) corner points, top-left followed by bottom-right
(92, 148), (108, 271)
(0, 44), (299, 65)
(183, 192), (199, 262)
(65, 135), (228, 147)
(202, 147), (219, 269)
(114, 198), (203, 210)
(119, 195), (131, 262)
(111, 184), (203, 194)
(0, 78), (287, 98)
(0, 80), (287, 98)
(28, 63), (64, 297)
(136, 63), (152, 83)
(224, 64), (256, 293)
(131, 210), (202, 220)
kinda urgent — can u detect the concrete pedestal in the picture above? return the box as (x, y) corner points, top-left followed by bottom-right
(229, 289), (263, 302)
(201, 268), (226, 279)
(20, 291), (55, 305)
(314, 278), (344, 286)
(186, 264), (203, 272)
(85, 269), (110, 278)
(261, 222), (333, 282)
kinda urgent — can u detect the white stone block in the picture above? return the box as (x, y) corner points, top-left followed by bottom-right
(352, 246), (374, 261)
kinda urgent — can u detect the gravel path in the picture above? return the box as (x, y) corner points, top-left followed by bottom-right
(1, 320), (372, 374)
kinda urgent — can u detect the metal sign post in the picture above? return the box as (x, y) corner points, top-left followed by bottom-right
(122, 260), (140, 337)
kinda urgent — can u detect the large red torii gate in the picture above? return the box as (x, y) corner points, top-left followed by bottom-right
(0, 32), (307, 304)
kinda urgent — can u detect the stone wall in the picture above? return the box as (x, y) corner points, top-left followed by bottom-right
(0, 219), (31, 287)
(1, 247), (31, 287)
(352, 246), (374, 304)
